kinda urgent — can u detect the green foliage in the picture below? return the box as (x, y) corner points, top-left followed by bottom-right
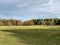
(32, 18), (60, 25)
(57, 19), (60, 25)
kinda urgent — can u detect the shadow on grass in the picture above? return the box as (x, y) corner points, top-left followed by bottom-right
(1, 29), (60, 45)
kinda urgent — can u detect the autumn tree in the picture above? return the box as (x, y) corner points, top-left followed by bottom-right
(9, 19), (17, 25)
(16, 20), (23, 26)
(24, 20), (34, 25)
(0, 21), (4, 26)
(6, 20), (13, 26)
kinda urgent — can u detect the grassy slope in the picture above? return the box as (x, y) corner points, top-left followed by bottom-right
(0, 26), (60, 45)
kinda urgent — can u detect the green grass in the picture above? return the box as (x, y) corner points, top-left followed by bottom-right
(0, 25), (60, 30)
(0, 29), (60, 45)
(0, 26), (60, 45)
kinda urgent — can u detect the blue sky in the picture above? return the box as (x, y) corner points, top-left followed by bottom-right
(0, 0), (60, 21)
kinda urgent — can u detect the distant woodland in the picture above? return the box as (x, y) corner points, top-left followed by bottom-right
(0, 18), (60, 26)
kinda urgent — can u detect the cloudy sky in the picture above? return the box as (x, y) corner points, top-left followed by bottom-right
(0, 0), (60, 21)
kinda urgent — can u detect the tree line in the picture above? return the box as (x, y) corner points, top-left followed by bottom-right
(0, 18), (60, 26)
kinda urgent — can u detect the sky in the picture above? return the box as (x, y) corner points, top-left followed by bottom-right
(0, 0), (60, 21)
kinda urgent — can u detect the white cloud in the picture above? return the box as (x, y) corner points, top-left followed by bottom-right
(31, 0), (60, 14)
(11, 16), (19, 19)
(42, 0), (54, 6)
(0, 0), (60, 20)
(17, 3), (27, 7)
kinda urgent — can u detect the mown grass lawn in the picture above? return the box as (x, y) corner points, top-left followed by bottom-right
(0, 26), (60, 45)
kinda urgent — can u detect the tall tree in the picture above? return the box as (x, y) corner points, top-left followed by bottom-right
(0, 21), (4, 26)
(6, 20), (13, 26)
(16, 20), (22, 26)
(24, 20), (34, 25)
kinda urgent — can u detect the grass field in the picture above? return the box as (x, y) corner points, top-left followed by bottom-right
(0, 26), (60, 45)
(0, 25), (60, 30)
